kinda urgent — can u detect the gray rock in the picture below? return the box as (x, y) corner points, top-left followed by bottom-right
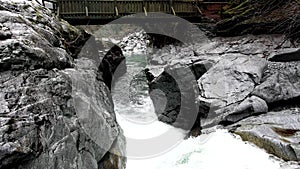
(99, 45), (126, 90)
(0, 61), (126, 169)
(229, 108), (300, 161)
(198, 55), (267, 118)
(0, 3), (91, 72)
(149, 59), (212, 129)
(252, 63), (300, 103)
(0, 24), (12, 40)
(194, 34), (291, 58)
(201, 96), (268, 128)
(0, 1), (126, 169)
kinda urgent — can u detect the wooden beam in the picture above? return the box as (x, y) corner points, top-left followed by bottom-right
(143, 6), (147, 16)
(196, 5), (202, 15)
(171, 6), (176, 16)
(115, 6), (119, 16)
(114, 0), (117, 14)
(84, 0), (89, 17)
(85, 6), (89, 16)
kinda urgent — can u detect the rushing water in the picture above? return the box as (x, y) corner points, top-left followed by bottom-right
(112, 53), (285, 169)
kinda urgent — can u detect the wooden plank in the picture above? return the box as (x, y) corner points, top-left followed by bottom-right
(196, 5), (202, 15)
(171, 6), (176, 15)
(143, 6), (147, 16)
(85, 6), (89, 16)
(115, 6), (119, 16)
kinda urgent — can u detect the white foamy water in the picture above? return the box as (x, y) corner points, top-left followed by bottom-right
(153, 129), (282, 169)
(116, 108), (284, 169)
(115, 99), (283, 169)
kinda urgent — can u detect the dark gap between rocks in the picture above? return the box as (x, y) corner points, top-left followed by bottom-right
(268, 95), (300, 112)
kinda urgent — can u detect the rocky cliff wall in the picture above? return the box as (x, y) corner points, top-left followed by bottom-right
(0, 1), (126, 169)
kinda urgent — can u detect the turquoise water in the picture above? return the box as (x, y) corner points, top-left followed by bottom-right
(126, 54), (147, 67)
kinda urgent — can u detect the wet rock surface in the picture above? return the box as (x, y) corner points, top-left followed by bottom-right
(0, 1), (126, 169)
(228, 108), (300, 161)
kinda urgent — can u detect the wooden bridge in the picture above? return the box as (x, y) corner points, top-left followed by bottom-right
(40, 0), (229, 24)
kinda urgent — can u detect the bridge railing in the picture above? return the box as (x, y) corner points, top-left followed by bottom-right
(56, 0), (201, 19)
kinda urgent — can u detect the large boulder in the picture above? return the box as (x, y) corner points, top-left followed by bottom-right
(229, 109), (300, 161)
(252, 62), (300, 104)
(149, 59), (213, 130)
(0, 1), (126, 169)
(0, 63), (126, 169)
(201, 96), (268, 128)
(198, 55), (267, 125)
(76, 36), (126, 91)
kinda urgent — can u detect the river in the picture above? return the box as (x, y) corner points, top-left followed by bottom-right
(111, 51), (286, 169)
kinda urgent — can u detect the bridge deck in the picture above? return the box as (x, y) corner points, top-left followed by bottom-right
(42, 0), (229, 24)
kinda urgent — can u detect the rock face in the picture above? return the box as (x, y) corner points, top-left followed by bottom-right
(149, 59), (213, 130)
(229, 108), (300, 161)
(252, 62), (300, 104)
(98, 45), (126, 90)
(198, 55), (268, 128)
(0, 1), (126, 169)
(201, 96), (268, 128)
(199, 55), (267, 105)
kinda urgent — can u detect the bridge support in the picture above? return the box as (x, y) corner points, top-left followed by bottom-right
(115, 6), (119, 16)
(85, 7), (89, 17)
(196, 6), (202, 15)
(171, 6), (176, 16)
(84, 0), (89, 16)
(143, 7), (147, 16)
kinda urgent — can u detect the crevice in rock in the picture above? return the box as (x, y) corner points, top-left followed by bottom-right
(268, 95), (300, 112)
(98, 45), (127, 90)
(272, 127), (300, 137)
(147, 33), (183, 48)
(268, 49), (300, 62)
